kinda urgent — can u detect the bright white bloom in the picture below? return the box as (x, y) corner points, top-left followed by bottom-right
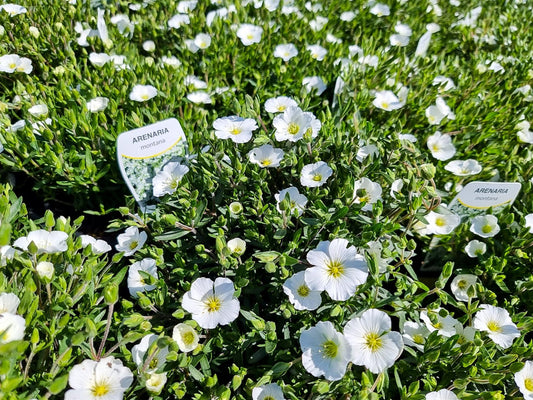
(353, 177), (382, 211)
(402, 321), (430, 351)
(6, 119), (26, 133)
(424, 211), (461, 235)
(0, 246), (15, 267)
(28, 104), (48, 117)
(132, 334), (169, 371)
(302, 76), (327, 95)
(213, 116), (258, 143)
(0, 293), (20, 314)
(110, 14), (134, 37)
(252, 383), (285, 400)
(143, 40), (156, 52)
(236, 24), (263, 46)
(340, 11), (356, 21)
(182, 277), (240, 329)
(514, 361), (533, 400)
(127, 258), (159, 298)
(177, 0), (197, 13)
(115, 226), (147, 256)
(161, 55), (181, 68)
(227, 238), (246, 256)
(89, 52), (110, 67)
(373, 90), (404, 111)
(273, 106), (313, 142)
(263, 0), (279, 11)
(129, 84), (157, 102)
(433, 76), (456, 92)
(168, 14), (190, 29)
(275, 187), (308, 216)
(264, 96), (298, 113)
(145, 372), (167, 394)
(194, 33), (211, 50)
(390, 179), (404, 199)
(152, 162), (189, 197)
(80, 235), (112, 254)
(445, 159), (482, 176)
(420, 309), (458, 337)
(450, 274), (478, 302)
(35, 261), (54, 280)
(0, 54), (32, 74)
(187, 91), (212, 104)
(309, 16), (328, 31)
(283, 271), (322, 311)
(369, 3), (390, 16)
(305, 238), (368, 301)
(0, 4), (26, 16)
(525, 214), (533, 233)
(473, 304), (520, 349)
(64, 357), (133, 400)
(427, 131), (456, 161)
(395, 22), (412, 37)
(0, 313), (25, 343)
(415, 23), (440, 57)
(86, 97), (109, 112)
(13, 229), (68, 254)
(470, 215), (500, 238)
(307, 44), (327, 61)
(454, 323), (476, 346)
(300, 161), (332, 188)
(344, 309), (403, 373)
(390, 33), (410, 47)
(465, 239), (487, 257)
(426, 97), (455, 125)
(398, 133), (417, 142)
(172, 323), (199, 352)
(274, 44), (298, 61)
(299, 321), (352, 381)
(248, 144), (284, 168)
(356, 144), (379, 163)
(426, 389), (459, 400)
(517, 119), (533, 144)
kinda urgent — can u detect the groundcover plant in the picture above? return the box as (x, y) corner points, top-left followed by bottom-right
(1, 0), (533, 399)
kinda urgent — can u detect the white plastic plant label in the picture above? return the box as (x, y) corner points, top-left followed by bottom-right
(117, 118), (187, 212)
(449, 181), (521, 217)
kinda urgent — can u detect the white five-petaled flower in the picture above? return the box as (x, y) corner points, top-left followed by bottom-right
(264, 96), (298, 113)
(353, 177), (382, 211)
(306, 44), (327, 61)
(227, 238), (246, 256)
(194, 33), (211, 50)
(515, 360), (533, 400)
(0, 312), (25, 343)
(473, 304), (520, 349)
(0, 4), (27, 16)
(464, 239), (487, 258)
(424, 211), (461, 235)
(273, 106), (313, 142)
(427, 131), (456, 161)
(299, 321), (352, 381)
(273, 43), (298, 61)
(300, 161), (333, 188)
(402, 321), (430, 351)
(86, 97), (109, 112)
(152, 162), (189, 197)
(525, 214), (533, 233)
(0, 293), (20, 314)
(0, 54), (32, 74)
(252, 383), (285, 400)
(80, 235), (112, 254)
(425, 389), (460, 400)
(369, 3), (390, 16)
(305, 238), (368, 301)
(172, 323), (200, 353)
(444, 159), (482, 176)
(28, 104), (48, 118)
(129, 84), (157, 102)
(450, 274), (478, 302)
(283, 271), (322, 311)
(64, 357), (134, 400)
(420, 309), (458, 337)
(302, 76), (327, 95)
(433, 75), (456, 92)
(213, 116), (258, 143)
(182, 277), (240, 329)
(168, 13), (190, 29)
(248, 144), (284, 168)
(275, 187), (308, 216)
(115, 226), (147, 256)
(131, 334), (169, 372)
(127, 258), (159, 298)
(13, 229), (68, 254)
(470, 214), (500, 238)
(426, 97), (455, 125)
(236, 24), (263, 46)
(36, 261), (54, 280)
(344, 309), (404, 373)
(372, 90), (404, 111)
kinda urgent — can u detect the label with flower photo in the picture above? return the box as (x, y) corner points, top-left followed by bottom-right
(117, 118), (188, 212)
(448, 181), (521, 217)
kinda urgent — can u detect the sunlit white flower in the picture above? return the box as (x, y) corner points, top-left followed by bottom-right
(525, 214), (533, 233)
(13, 229), (68, 254)
(373, 90), (404, 111)
(227, 238), (246, 256)
(168, 13), (190, 29)
(80, 235), (112, 254)
(473, 304), (520, 348)
(344, 309), (403, 373)
(369, 3), (390, 16)
(28, 104), (48, 118)
(390, 33), (410, 47)
(0, 54), (30, 73)
(275, 187), (307, 216)
(89, 52), (110, 67)
(426, 389), (459, 400)
(6, 119), (26, 133)
(517, 119), (533, 144)
(415, 23), (440, 57)
(470, 215), (500, 238)
(86, 97), (109, 112)
(252, 383), (285, 400)
(426, 97), (455, 125)
(283, 271), (322, 311)
(305, 238), (368, 301)
(464, 239), (487, 257)
(356, 144), (379, 162)
(340, 11), (356, 21)
(263, 0), (279, 11)
(398, 133), (417, 142)
(302, 76), (327, 95)
(161, 55), (181, 68)
(194, 33), (211, 50)
(36, 261), (54, 280)
(110, 14), (134, 37)
(273, 106), (313, 142)
(274, 43), (298, 61)
(115, 226), (147, 256)
(143, 40), (156, 52)
(177, 0), (197, 13)
(424, 211), (461, 235)
(187, 91), (212, 104)
(420, 309), (458, 337)
(152, 162), (189, 197)
(450, 274), (478, 302)
(0, 312), (25, 343)
(427, 131), (456, 161)
(264, 96), (298, 113)
(64, 357), (133, 400)
(353, 177), (382, 211)
(182, 277), (240, 329)
(127, 258), (158, 298)
(300, 161), (332, 188)
(454, 322), (476, 346)
(0, 4), (27, 16)
(0, 293), (20, 314)
(132, 333), (169, 372)
(307, 44), (327, 61)
(248, 144), (284, 168)
(309, 15), (328, 31)
(514, 360), (533, 400)
(300, 321), (352, 381)
(172, 323), (199, 352)
(213, 116), (258, 143)
(445, 159), (482, 176)
(129, 84), (157, 102)
(145, 372), (167, 394)
(236, 24), (263, 46)
(402, 321), (430, 351)
(0, 245), (15, 267)
(433, 76), (456, 92)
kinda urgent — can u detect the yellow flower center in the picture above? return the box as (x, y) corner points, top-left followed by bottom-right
(149, 357), (159, 370)
(321, 340), (338, 358)
(247, 34), (254, 39)
(297, 285), (310, 297)
(312, 174), (322, 182)
(91, 383), (110, 397)
(413, 334), (425, 345)
(129, 241), (138, 250)
(326, 260), (344, 278)
(205, 296), (221, 312)
(141, 94), (149, 100)
(457, 280), (468, 290)
(432, 144), (440, 152)
(365, 332), (382, 352)
(525, 378), (533, 392)
(435, 217), (446, 227)
(169, 179), (179, 189)
(287, 122), (299, 135)
(230, 127), (241, 135)
(277, 105), (286, 112)
(482, 224), (492, 234)
(9, 63), (16, 69)
(264, 397), (276, 400)
(261, 159), (272, 166)
(487, 320), (502, 333)
(432, 322), (443, 329)
(182, 331), (196, 346)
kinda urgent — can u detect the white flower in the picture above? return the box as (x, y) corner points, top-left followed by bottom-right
(355, 144), (379, 162)
(300, 161), (332, 188)
(248, 144), (284, 168)
(427, 131), (456, 161)
(433, 76), (456, 92)
(473, 304), (520, 348)
(420, 309), (458, 337)
(182, 277), (240, 329)
(309, 16), (328, 31)
(172, 323), (199, 352)
(444, 159), (482, 176)
(236, 24), (263, 45)
(187, 91), (212, 104)
(80, 235), (111, 254)
(426, 389), (459, 400)
(252, 383), (285, 400)
(168, 14), (190, 29)
(28, 104), (48, 117)
(129, 84), (158, 102)
(424, 211), (461, 235)
(145, 372), (167, 394)
(35, 261), (54, 280)
(340, 11), (356, 21)
(213, 116), (258, 143)
(152, 162), (189, 197)
(402, 321), (430, 351)
(395, 22), (412, 37)
(450, 274), (478, 302)
(184, 76), (206, 88)
(273, 106), (313, 142)
(194, 33), (211, 50)
(390, 34), (410, 47)
(0, 313), (25, 343)
(0, 246), (15, 266)
(525, 214), (533, 233)
(302, 76), (327, 95)
(110, 14), (134, 37)
(89, 52), (110, 67)
(264, 96), (298, 113)
(131, 334), (169, 371)
(115, 226), (147, 256)
(369, 3), (390, 16)
(142, 40), (156, 52)
(274, 43), (298, 61)
(353, 177), (382, 211)
(415, 23), (440, 57)
(305, 238), (368, 301)
(0, 54), (32, 74)
(127, 258), (159, 298)
(373, 90), (404, 111)
(0, 4), (27, 16)
(465, 239), (487, 257)
(161, 55), (181, 68)
(470, 215), (500, 238)
(0, 293), (20, 314)
(344, 309), (404, 373)
(275, 187), (307, 216)
(299, 321), (352, 381)
(390, 179), (404, 199)
(398, 133), (417, 142)
(227, 238), (246, 256)
(307, 44), (327, 61)
(283, 271), (322, 311)
(86, 97), (109, 112)
(426, 97), (455, 125)
(64, 357), (133, 400)
(13, 229), (68, 254)
(515, 361), (533, 400)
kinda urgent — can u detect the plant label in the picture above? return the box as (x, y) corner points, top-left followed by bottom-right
(449, 181), (521, 217)
(117, 118), (188, 212)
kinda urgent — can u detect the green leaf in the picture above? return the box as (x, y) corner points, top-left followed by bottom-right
(49, 374), (69, 394)
(253, 251), (281, 263)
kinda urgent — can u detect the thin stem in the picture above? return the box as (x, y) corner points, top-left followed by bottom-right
(97, 303), (114, 360)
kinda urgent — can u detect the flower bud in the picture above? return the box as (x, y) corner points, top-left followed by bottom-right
(35, 261), (54, 281)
